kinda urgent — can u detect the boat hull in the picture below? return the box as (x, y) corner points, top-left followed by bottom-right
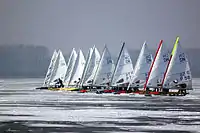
(35, 87), (48, 90)
(35, 87), (80, 91)
(48, 87), (80, 91)
(36, 87), (191, 96)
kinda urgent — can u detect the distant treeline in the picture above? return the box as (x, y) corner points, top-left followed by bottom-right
(0, 44), (50, 78)
(0, 44), (199, 78)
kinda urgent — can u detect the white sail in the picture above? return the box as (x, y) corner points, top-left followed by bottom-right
(64, 48), (77, 86)
(80, 48), (93, 86)
(147, 42), (170, 87)
(69, 49), (86, 86)
(43, 50), (58, 87)
(93, 45), (115, 86)
(49, 50), (67, 85)
(163, 38), (192, 89)
(111, 43), (134, 86)
(82, 46), (101, 86)
(185, 60), (192, 89)
(130, 42), (153, 87)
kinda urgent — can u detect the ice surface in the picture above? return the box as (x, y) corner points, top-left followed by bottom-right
(0, 78), (199, 132)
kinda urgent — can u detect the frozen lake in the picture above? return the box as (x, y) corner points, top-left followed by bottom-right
(0, 78), (200, 133)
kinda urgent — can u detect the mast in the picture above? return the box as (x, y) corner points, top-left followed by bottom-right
(66, 48), (76, 87)
(80, 46), (94, 87)
(69, 49), (86, 86)
(161, 36), (180, 90)
(43, 49), (58, 87)
(92, 44), (106, 87)
(110, 42), (125, 87)
(143, 40), (163, 90)
(52, 50), (67, 82)
(48, 50), (60, 85)
(127, 41), (152, 90)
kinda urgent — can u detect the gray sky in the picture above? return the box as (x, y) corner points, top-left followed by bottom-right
(0, 0), (199, 55)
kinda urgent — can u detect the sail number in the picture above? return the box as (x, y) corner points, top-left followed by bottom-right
(124, 56), (131, 64)
(106, 58), (113, 64)
(125, 71), (133, 80)
(106, 72), (112, 79)
(146, 55), (152, 64)
(179, 71), (191, 81)
(144, 72), (148, 80)
(179, 53), (186, 63)
(163, 54), (169, 62)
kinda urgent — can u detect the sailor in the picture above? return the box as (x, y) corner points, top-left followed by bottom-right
(54, 78), (64, 88)
(77, 78), (81, 84)
(76, 78), (81, 87)
(53, 79), (59, 88)
(106, 82), (110, 89)
(58, 78), (64, 88)
(146, 87), (150, 94)
(90, 79), (94, 89)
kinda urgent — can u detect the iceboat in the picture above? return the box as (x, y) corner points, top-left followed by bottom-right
(142, 37), (192, 96)
(94, 45), (115, 85)
(51, 49), (86, 92)
(127, 41), (153, 94)
(160, 37), (193, 96)
(80, 45), (100, 88)
(99, 42), (134, 94)
(36, 50), (67, 90)
(140, 40), (170, 95)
